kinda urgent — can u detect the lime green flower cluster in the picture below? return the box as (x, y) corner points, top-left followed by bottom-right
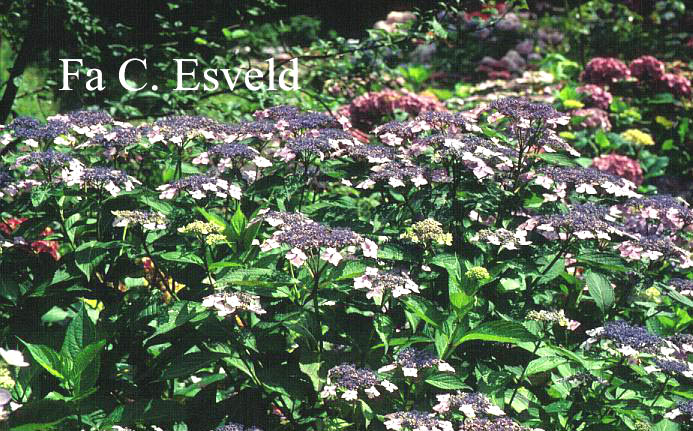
(621, 129), (655, 146)
(178, 221), (227, 246)
(400, 219), (452, 246)
(527, 309), (579, 329)
(642, 287), (662, 303)
(563, 99), (584, 109)
(0, 365), (14, 390)
(634, 421), (651, 431)
(205, 233), (227, 246)
(465, 266), (490, 281)
(178, 221), (224, 236)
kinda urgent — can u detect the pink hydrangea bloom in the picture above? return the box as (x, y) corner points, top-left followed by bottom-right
(338, 89), (445, 131)
(629, 55), (666, 81)
(580, 57), (630, 84)
(657, 73), (692, 98)
(592, 154), (644, 186)
(572, 108), (612, 131)
(576, 84), (613, 110)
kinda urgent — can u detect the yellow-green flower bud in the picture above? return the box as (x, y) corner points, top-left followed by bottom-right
(563, 99), (584, 109)
(465, 266), (490, 281)
(642, 287), (661, 303)
(205, 233), (227, 246)
(178, 221), (224, 236)
(621, 129), (655, 146)
(400, 219), (452, 246)
(0, 365), (15, 390)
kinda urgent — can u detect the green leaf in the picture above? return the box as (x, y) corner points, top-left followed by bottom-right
(157, 351), (227, 380)
(678, 118), (689, 144)
(435, 330), (449, 358)
(61, 303), (97, 361)
(653, 419), (679, 431)
(577, 251), (629, 272)
(537, 255), (565, 284)
(216, 268), (296, 289)
(536, 153), (576, 167)
(668, 289), (693, 308)
(71, 340), (106, 378)
(63, 213), (81, 246)
(223, 356), (258, 382)
(107, 399), (187, 424)
(70, 339), (106, 395)
(374, 315), (393, 352)
(230, 206), (247, 238)
(595, 130), (610, 149)
(195, 207), (227, 230)
(454, 321), (536, 348)
(401, 296), (443, 328)
(377, 244), (405, 261)
(425, 373), (470, 390)
(430, 19), (448, 39)
(30, 186), (50, 208)
(225, 28), (249, 39)
(8, 399), (70, 430)
(585, 270), (614, 314)
(19, 340), (65, 380)
(431, 254), (474, 313)
(159, 251), (204, 266)
(499, 278), (521, 291)
(74, 241), (109, 281)
(144, 301), (207, 343)
(506, 386), (534, 413)
(140, 195), (174, 215)
(358, 399), (374, 428)
(299, 352), (323, 392)
(524, 357), (567, 376)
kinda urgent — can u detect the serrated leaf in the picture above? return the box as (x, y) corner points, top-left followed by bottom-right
(61, 303), (97, 361)
(653, 420), (679, 431)
(430, 19), (448, 39)
(377, 244), (405, 261)
(74, 241), (109, 281)
(230, 206), (246, 238)
(30, 186), (50, 207)
(374, 315), (393, 352)
(19, 340), (65, 380)
(577, 251), (629, 272)
(454, 321), (536, 348)
(401, 296), (443, 328)
(157, 351), (227, 380)
(8, 399), (70, 430)
(425, 373), (470, 390)
(299, 352), (323, 392)
(585, 270), (614, 314)
(159, 251), (204, 266)
(536, 153), (576, 167)
(144, 301), (207, 343)
(668, 289), (693, 308)
(525, 357), (566, 376)
(71, 339), (106, 395)
(107, 399), (187, 425)
(223, 356), (258, 382)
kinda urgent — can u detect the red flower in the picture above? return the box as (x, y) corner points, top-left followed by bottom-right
(580, 57), (630, 84)
(629, 55), (666, 82)
(338, 89), (445, 131)
(657, 73), (692, 98)
(30, 240), (60, 261)
(0, 217), (28, 235)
